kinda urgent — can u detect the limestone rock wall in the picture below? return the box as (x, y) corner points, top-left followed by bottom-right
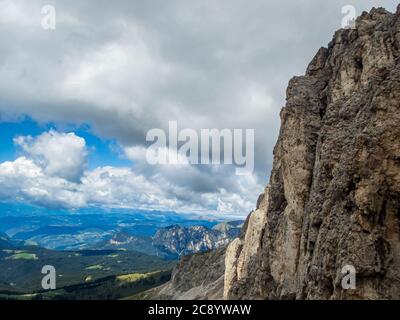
(225, 7), (400, 300)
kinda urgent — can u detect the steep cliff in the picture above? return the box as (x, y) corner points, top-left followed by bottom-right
(225, 6), (400, 300)
(224, 188), (269, 298)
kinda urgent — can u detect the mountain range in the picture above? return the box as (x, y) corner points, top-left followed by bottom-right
(0, 205), (242, 299)
(92, 221), (242, 259)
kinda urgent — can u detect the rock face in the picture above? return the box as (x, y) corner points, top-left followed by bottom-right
(212, 221), (244, 237)
(224, 188), (269, 299)
(154, 247), (226, 300)
(225, 7), (400, 300)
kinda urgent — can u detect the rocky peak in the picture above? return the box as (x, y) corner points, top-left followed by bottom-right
(224, 6), (400, 300)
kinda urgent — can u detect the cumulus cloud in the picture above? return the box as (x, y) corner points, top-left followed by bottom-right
(14, 130), (87, 182)
(0, 131), (261, 216)
(123, 145), (263, 212)
(0, 157), (86, 208)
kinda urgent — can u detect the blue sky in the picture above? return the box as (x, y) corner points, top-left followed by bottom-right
(0, 118), (45, 163)
(0, 117), (131, 168)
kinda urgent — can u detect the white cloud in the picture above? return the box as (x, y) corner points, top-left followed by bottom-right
(0, 1), (37, 27)
(122, 144), (262, 215)
(60, 37), (171, 111)
(14, 130), (87, 182)
(81, 166), (176, 210)
(0, 131), (261, 216)
(0, 157), (86, 208)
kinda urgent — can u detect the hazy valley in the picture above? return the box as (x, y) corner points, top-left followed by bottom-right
(0, 203), (242, 299)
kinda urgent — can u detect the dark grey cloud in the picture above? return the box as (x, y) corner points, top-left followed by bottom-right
(0, 0), (397, 215)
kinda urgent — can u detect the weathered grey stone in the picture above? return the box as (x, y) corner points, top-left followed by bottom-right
(225, 7), (400, 300)
(153, 247), (226, 300)
(224, 187), (269, 299)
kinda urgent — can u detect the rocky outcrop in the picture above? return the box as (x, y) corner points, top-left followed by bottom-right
(146, 222), (242, 299)
(212, 221), (244, 237)
(224, 188), (269, 299)
(224, 7), (400, 300)
(153, 247), (226, 300)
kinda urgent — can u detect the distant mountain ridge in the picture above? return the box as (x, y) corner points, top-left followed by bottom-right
(0, 208), (221, 251)
(0, 232), (13, 249)
(152, 222), (243, 258)
(93, 232), (162, 257)
(95, 221), (243, 259)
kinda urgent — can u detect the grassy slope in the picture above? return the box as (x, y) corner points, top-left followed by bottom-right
(0, 270), (172, 300)
(123, 285), (164, 300)
(0, 245), (176, 295)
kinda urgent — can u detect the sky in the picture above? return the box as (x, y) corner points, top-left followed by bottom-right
(0, 0), (397, 217)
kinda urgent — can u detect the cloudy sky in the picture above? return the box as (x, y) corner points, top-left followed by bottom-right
(0, 0), (396, 217)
